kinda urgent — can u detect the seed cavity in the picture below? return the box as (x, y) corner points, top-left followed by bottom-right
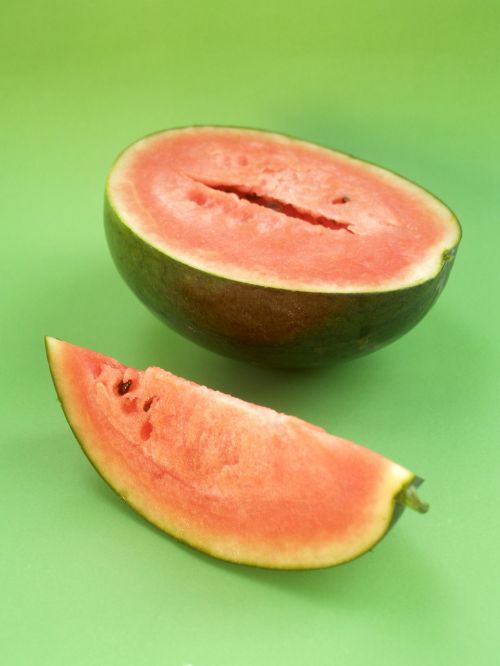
(331, 195), (350, 204)
(141, 421), (153, 441)
(122, 397), (138, 414)
(143, 397), (155, 412)
(117, 379), (132, 395)
(199, 183), (354, 233)
(189, 191), (207, 206)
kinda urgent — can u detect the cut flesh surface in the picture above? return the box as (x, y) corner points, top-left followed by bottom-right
(107, 127), (460, 293)
(47, 337), (417, 568)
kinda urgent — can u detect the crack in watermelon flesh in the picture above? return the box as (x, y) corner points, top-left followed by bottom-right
(47, 337), (418, 568)
(198, 182), (354, 233)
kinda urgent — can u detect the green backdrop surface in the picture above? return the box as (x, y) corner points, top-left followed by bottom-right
(2, 2), (499, 664)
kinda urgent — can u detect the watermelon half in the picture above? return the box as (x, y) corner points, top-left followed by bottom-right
(46, 337), (428, 569)
(105, 127), (461, 368)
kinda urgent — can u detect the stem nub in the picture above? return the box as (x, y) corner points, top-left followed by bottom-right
(396, 483), (429, 514)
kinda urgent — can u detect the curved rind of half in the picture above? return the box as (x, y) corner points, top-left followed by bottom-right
(104, 198), (458, 368)
(46, 336), (417, 570)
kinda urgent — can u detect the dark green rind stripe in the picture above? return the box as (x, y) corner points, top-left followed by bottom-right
(104, 197), (458, 368)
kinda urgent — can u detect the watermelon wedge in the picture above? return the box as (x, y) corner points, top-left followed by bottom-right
(46, 337), (428, 569)
(105, 126), (461, 367)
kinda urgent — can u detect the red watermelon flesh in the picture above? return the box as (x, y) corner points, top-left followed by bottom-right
(108, 127), (459, 293)
(46, 337), (423, 569)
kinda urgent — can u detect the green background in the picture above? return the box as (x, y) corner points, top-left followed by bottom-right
(2, 1), (499, 664)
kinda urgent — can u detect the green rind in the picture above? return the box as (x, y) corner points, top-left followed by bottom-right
(104, 198), (458, 368)
(45, 336), (424, 569)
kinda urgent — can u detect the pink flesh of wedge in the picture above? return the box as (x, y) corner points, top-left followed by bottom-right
(46, 336), (428, 569)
